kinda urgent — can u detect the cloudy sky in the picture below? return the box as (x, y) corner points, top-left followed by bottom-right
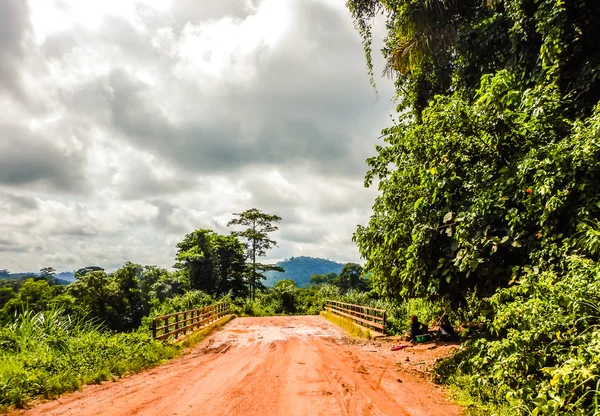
(0, 0), (394, 272)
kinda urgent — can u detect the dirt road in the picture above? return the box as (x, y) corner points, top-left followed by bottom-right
(13, 316), (460, 416)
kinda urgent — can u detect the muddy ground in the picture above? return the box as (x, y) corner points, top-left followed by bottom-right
(11, 316), (461, 416)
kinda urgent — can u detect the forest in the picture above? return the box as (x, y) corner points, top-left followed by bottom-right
(346, 0), (600, 414)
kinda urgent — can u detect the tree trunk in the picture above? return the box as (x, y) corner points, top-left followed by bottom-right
(252, 221), (256, 301)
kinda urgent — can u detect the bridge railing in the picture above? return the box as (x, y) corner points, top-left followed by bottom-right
(152, 302), (231, 340)
(324, 300), (386, 334)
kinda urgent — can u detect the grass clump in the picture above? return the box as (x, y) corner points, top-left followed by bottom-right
(321, 311), (372, 339)
(0, 307), (179, 409)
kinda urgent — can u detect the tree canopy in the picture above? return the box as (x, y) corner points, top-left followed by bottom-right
(228, 208), (282, 300)
(348, 0), (600, 306)
(174, 230), (247, 297)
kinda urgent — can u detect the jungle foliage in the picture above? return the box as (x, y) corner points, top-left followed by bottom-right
(347, 0), (600, 413)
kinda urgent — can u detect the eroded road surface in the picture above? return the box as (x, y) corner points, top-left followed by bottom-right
(13, 316), (460, 416)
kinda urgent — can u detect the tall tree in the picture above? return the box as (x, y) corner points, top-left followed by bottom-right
(348, 0), (600, 306)
(39, 267), (56, 282)
(174, 230), (247, 297)
(228, 208), (282, 300)
(334, 263), (367, 292)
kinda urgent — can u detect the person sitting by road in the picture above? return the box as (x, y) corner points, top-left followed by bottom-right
(438, 316), (458, 340)
(410, 315), (429, 341)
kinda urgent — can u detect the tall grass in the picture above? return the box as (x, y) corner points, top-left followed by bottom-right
(0, 307), (179, 409)
(321, 311), (372, 339)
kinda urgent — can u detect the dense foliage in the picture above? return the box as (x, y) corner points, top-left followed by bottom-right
(437, 254), (600, 414)
(347, 0), (600, 413)
(175, 230), (247, 297)
(0, 308), (178, 409)
(349, 0), (600, 305)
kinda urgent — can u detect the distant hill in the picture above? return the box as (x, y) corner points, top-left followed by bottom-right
(56, 271), (75, 282)
(0, 271), (74, 285)
(264, 256), (344, 288)
(0, 272), (36, 280)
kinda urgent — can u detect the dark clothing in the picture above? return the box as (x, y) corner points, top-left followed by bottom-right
(410, 320), (428, 340)
(440, 322), (456, 337)
(438, 318), (458, 340)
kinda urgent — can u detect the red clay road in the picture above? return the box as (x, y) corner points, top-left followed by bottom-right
(12, 316), (461, 416)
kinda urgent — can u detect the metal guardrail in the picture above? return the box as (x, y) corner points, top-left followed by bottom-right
(152, 302), (231, 340)
(325, 300), (386, 334)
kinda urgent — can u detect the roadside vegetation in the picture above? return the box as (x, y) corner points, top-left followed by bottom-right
(0, 307), (178, 410)
(346, 0), (600, 414)
(321, 310), (373, 339)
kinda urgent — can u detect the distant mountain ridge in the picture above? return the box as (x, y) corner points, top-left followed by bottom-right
(0, 271), (75, 285)
(264, 256), (344, 288)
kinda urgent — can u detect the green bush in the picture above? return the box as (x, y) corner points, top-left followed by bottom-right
(436, 256), (600, 414)
(0, 308), (178, 408)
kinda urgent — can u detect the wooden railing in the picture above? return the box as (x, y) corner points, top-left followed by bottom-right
(152, 302), (231, 340)
(325, 300), (386, 334)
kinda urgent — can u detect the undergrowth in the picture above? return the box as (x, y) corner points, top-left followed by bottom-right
(446, 381), (516, 416)
(321, 310), (372, 339)
(0, 307), (179, 409)
(436, 255), (600, 415)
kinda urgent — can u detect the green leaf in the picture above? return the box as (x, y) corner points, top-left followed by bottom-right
(443, 211), (453, 223)
(414, 197), (424, 210)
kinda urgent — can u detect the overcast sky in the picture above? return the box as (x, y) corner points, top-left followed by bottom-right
(0, 0), (394, 272)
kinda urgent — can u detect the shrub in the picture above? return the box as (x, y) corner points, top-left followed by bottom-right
(436, 256), (600, 414)
(0, 307), (179, 408)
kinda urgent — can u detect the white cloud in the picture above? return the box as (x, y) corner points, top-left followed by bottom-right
(0, 0), (394, 272)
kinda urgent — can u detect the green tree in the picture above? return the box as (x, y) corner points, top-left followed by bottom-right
(309, 272), (338, 286)
(39, 267), (55, 280)
(212, 234), (248, 297)
(69, 270), (116, 326)
(38, 267), (61, 285)
(74, 266), (104, 279)
(174, 230), (247, 297)
(138, 266), (167, 299)
(2, 279), (53, 315)
(334, 263), (367, 292)
(111, 262), (145, 330)
(0, 287), (15, 309)
(348, 0), (600, 306)
(228, 208), (283, 300)
(150, 270), (187, 302)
